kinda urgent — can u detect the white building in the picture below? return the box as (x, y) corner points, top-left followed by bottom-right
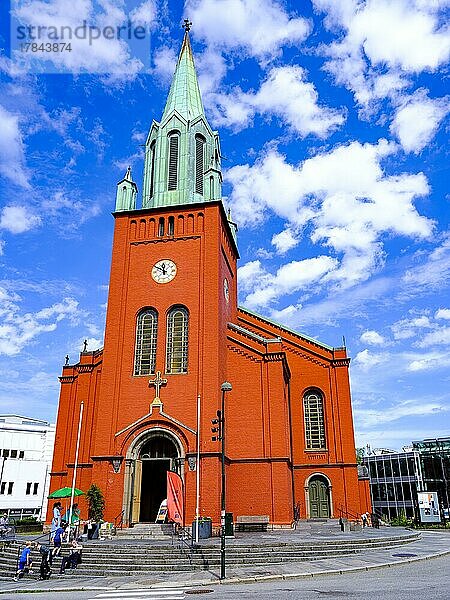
(0, 415), (55, 521)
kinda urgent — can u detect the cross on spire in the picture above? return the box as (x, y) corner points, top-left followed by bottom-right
(149, 370), (168, 403)
(182, 18), (192, 32)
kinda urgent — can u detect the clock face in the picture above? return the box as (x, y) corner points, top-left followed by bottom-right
(223, 278), (229, 302)
(152, 259), (177, 283)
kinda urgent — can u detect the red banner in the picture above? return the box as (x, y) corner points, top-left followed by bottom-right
(167, 471), (184, 525)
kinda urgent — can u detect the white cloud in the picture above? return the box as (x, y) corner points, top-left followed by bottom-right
(435, 308), (450, 320)
(390, 89), (449, 153)
(12, 0), (151, 78)
(0, 104), (30, 188)
(242, 255), (338, 309)
(208, 66), (345, 137)
(152, 45), (178, 85)
(227, 139), (433, 289)
(353, 348), (388, 370)
(391, 313), (433, 340)
(407, 351), (450, 371)
(417, 326), (450, 348)
(314, 0), (450, 109)
(0, 205), (41, 234)
(271, 228), (299, 255)
(354, 398), (447, 428)
(187, 0), (310, 59)
(41, 191), (101, 233)
(401, 232), (450, 292)
(0, 287), (81, 356)
(360, 330), (385, 345)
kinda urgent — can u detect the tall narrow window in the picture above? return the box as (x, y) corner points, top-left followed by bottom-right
(149, 141), (156, 198)
(303, 390), (326, 449)
(33, 483), (39, 495)
(166, 306), (189, 373)
(168, 132), (179, 191)
(195, 135), (205, 194)
(26, 482), (32, 495)
(134, 308), (158, 375)
(168, 216), (174, 236)
(158, 218), (164, 237)
(7, 482), (13, 495)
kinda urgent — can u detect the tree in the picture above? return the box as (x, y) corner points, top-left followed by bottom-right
(86, 484), (105, 522)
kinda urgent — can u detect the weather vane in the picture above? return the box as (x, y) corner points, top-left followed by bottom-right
(183, 18), (192, 32)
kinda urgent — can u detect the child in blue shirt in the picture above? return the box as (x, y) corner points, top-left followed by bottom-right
(14, 541), (33, 580)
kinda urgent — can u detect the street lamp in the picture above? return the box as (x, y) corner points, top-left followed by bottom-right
(220, 381), (232, 580)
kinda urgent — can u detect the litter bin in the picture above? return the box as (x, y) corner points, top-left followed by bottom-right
(225, 512), (234, 537)
(192, 518), (212, 539)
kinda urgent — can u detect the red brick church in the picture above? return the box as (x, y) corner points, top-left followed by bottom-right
(48, 27), (370, 527)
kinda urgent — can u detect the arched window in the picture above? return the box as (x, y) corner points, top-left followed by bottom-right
(158, 217), (164, 237)
(195, 134), (205, 194)
(303, 390), (326, 449)
(166, 306), (189, 373)
(134, 308), (158, 375)
(149, 140), (156, 198)
(168, 216), (174, 236)
(168, 132), (179, 191)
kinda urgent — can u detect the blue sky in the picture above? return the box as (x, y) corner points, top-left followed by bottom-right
(0, 0), (449, 451)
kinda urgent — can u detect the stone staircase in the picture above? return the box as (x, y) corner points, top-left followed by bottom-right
(115, 523), (174, 540)
(0, 530), (420, 579)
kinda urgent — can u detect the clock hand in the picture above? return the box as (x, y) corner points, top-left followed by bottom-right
(154, 265), (165, 273)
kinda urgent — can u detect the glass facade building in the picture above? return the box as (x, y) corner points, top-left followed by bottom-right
(364, 437), (450, 521)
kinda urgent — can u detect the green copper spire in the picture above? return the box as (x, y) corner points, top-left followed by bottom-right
(161, 22), (205, 123)
(141, 20), (222, 209)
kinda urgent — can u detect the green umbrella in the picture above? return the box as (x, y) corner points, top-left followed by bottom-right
(48, 487), (84, 499)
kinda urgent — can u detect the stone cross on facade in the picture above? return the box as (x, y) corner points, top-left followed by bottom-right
(148, 370), (168, 403)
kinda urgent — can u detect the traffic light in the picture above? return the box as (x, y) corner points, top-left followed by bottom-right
(211, 409), (222, 441)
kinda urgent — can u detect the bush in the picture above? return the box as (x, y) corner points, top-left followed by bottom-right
(86, 483), (105, 522)
(390, 510), (413, 527)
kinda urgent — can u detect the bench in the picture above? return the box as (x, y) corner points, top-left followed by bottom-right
(235, 515), (269, 532)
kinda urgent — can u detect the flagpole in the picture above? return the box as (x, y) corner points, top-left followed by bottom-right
(67, 400), (84, 541)
(195, 393), (201, 543)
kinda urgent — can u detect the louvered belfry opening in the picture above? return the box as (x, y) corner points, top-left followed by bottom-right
(149, 141), (156, 198)
(168, 133), (179, 191)
(195, 135), (205, 194)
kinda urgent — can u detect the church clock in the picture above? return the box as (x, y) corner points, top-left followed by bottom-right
(151, 259), (177, 283)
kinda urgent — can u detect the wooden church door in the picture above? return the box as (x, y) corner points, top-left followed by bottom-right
(309, 477), (330, 518)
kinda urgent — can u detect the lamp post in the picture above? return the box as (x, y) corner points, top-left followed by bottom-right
(220, 381), (232, 580)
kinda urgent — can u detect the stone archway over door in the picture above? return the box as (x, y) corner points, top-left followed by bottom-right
(309, 476), (330, 518)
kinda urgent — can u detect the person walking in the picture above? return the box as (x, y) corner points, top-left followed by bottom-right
(50, 522), (66, 564)
(13, 541), (33, 581)
(36, 543), (52, 580)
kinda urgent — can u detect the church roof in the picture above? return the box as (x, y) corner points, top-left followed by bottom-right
(161, 29), (205, 123)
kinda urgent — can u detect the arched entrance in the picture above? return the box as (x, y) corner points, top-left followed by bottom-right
(306, 475), (331, 518)
(125, 429), (184, 524)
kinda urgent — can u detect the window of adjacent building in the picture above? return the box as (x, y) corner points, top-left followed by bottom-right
(168, 132), (179, 191)
(2, 449), (9, 458)
(303, 390), (326, 450)
(0, 482), (6, 494)
(195, 135), (205, 194)
(10, 450), (17, 458)
(149, 140), (156, 198)
(168, 216), (174, 236)
(33, 483), (39, 495)
(7, 482), (13, 495)
(26, 482), (32, 495)
(134, 308), (158, 376)
(19, 451), (24, 459)
(166, 306), (189, 374)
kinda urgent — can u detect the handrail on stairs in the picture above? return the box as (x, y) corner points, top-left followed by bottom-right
(114, 510), (124, 531)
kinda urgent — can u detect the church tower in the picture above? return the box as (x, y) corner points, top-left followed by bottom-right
(86, 21), (239, 523)
(48, 23), (369, 529)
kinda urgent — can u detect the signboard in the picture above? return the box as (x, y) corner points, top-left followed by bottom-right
(418, 491), (440, 523)
(155, 500), (168, 523)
